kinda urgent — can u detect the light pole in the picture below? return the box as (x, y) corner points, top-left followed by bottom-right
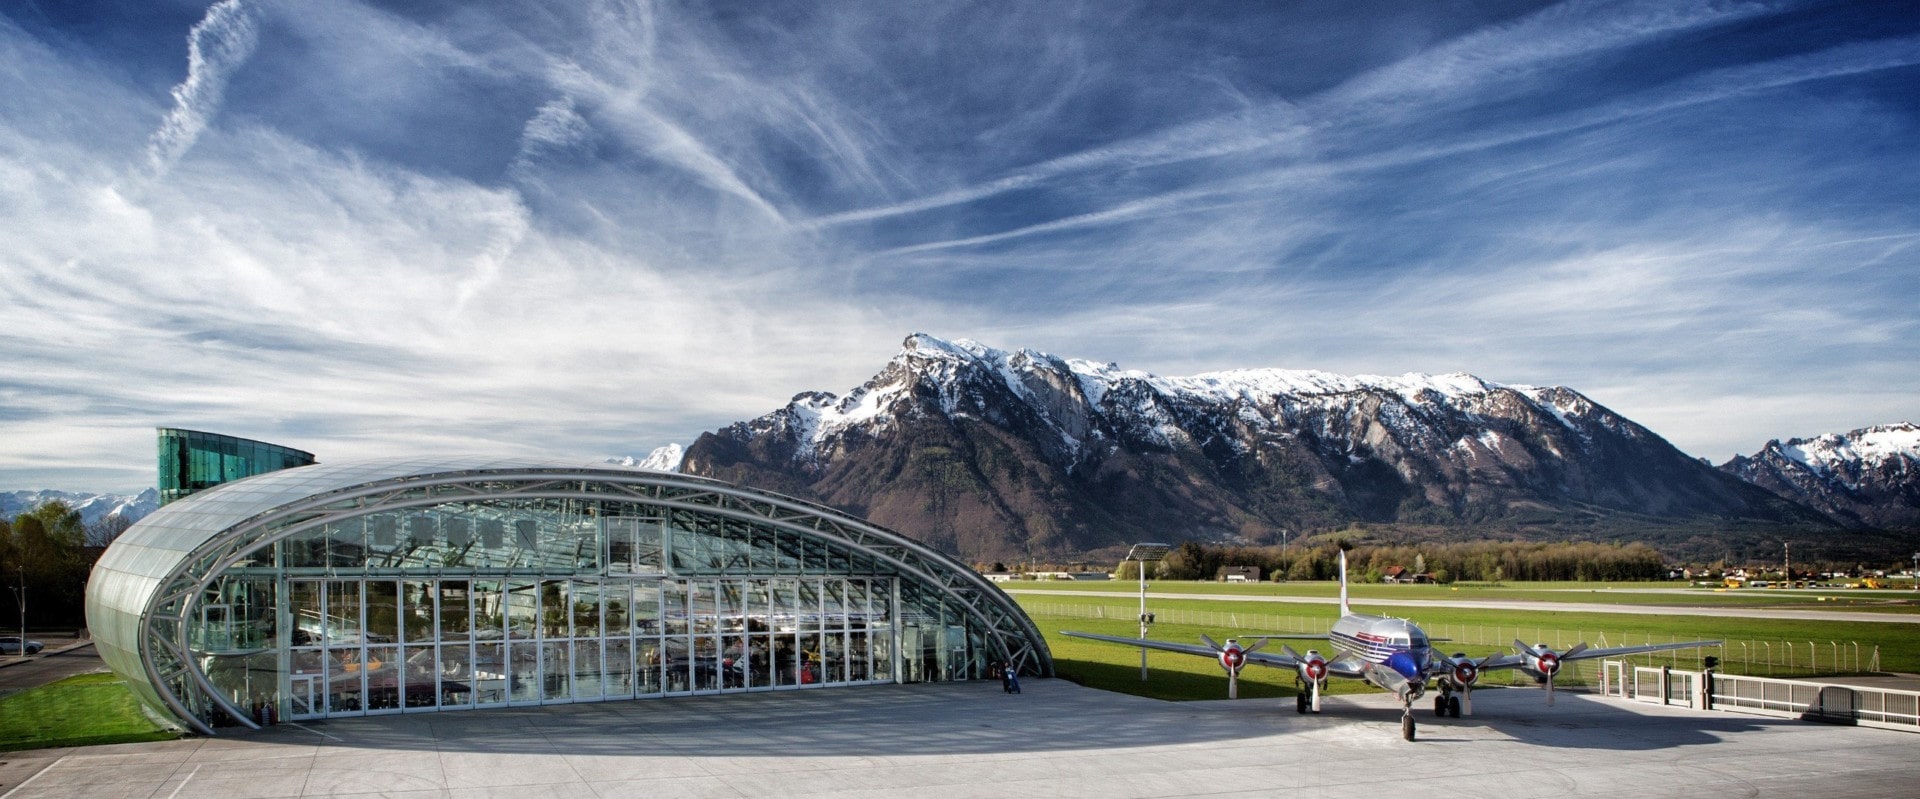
(1126, 543), (1170, 681)
(1912, 551), (1918, 593)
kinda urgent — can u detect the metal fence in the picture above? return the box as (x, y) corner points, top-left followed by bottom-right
(1022, 601), (1880, 680)
(1600, 660), (1920, 733)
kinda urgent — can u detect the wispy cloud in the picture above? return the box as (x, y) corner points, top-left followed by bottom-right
(144, 0), (258, 177)
(1, 0), (1915, 490)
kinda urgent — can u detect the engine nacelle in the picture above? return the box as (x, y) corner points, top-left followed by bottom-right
(1218, 640), (1246, 672)
(1300, 650), (1327, 681)
(1531, 646), (1562, 678)
(1450, 658), (1480, 687)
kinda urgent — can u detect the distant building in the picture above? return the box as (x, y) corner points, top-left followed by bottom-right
(157, 428), (314, 505)
(1219, 566), (1261, 583)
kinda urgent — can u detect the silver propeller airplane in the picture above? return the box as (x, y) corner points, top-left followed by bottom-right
(1063, 543), (1721, 741)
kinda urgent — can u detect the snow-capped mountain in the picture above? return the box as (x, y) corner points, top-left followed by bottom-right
(684, 334), (1817, 560)
(1721, 423), (1920, 529)
(0, 487), (159, 530)
(608, 443), (686, 472)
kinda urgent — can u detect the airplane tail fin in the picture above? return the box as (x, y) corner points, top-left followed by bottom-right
(1336, 540), (1353, 617)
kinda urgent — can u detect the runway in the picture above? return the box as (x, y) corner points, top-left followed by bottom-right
(1009, 588), (1920, 624)
(1, 678), (1910, 798)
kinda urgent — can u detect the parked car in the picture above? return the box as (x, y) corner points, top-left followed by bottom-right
(0, 636), (44, 655)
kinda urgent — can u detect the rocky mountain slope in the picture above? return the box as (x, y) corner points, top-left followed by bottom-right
(1721, 423), (1920, 530)
(682, 334), (1825, 561)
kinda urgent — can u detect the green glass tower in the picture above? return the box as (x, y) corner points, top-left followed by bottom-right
(157, 428), (316, 505)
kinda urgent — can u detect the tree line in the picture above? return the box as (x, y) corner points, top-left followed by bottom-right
(1, 500), (127, 630)
(1125, 539), (1668, 583)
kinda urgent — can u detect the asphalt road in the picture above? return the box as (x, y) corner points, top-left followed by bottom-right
(1007, 589), (1920, 624)
(0, 642), (106, 698)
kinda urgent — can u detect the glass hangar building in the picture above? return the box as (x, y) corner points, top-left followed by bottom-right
(87, 457), (1052, 735)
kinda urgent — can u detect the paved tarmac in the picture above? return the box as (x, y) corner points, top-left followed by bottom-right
(1010, 588), (1920, 623)
(0, 641), (105, 699)
(0, 678), (1910, 798)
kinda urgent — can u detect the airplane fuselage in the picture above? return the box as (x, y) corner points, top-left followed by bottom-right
(1328, 613), (1433, 698)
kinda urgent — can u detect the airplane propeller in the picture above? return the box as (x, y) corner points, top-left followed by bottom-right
(1516, 640), (1589, 706)
(1439, 652), (1497, 716)
(1201, 635), (1267, 699)
(1282, 644), (1328, 713)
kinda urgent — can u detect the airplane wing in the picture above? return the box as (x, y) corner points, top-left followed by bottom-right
(1478, 639), (1723, 672)
(1060, 630), (1252, 660)
(1058, 630), (1367, 678)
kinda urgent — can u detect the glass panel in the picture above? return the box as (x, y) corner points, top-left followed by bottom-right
(690, 582), (718, 635)
(823, 580), (847, 631)
(748, 636), (771, 689)
(540, 580), (570, 639)
(795, 580), (822, 632)
(365, 581), (400, 645)
(745, 580), (772, 634)
(773, 635), (797, 687)
(633, 582), (660, 636)
(542, 641), (570, 700)
(664, 637), (690, 693)
(474, 642), (507, 705)
(662, 582), (688, 636)
(771, 579), (796, 634)
(325, 581), (361, 644)
(291, 581), (323, 647)
(509, 642), (541, 702)
(824, 630), (846, 684)
(441, 643), (475, 708)
(506, 581), (538, 640)
(403, 580), (435, 644)
(603, 584), (628, 638)
(637, 638), (663, 695)
(848, 629), (869, 682)
(472, 580), (503, 640)
(721, 635), (745, 689)
(572, 581), (601, 640)
(328, 644), (364, 713)
(693, 637), (719, 692)
(402, 645), (437, 708)
(572, 640), (602, 700)
(328, 518), (364, 569)
(290, 651), (324, 717)
(439, 581), (471, 640)
(365, 645), (400, 711)
(604, 638), (632, 698)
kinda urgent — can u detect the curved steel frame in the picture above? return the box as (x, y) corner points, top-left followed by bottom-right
(133, 467), (1053, 735)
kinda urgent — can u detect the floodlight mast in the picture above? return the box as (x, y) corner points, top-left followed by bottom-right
(1127, 543), (1170, 681)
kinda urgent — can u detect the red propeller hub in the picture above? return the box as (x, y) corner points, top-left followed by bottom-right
(1220, 645), (1245, 671)
(1452, 662), (1478, 685)
(1538, 652), (1560, 675)
(1304, 657), (1327, 680)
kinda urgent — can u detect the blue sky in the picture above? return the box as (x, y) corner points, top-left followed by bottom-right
(2, 0), (1916, 493)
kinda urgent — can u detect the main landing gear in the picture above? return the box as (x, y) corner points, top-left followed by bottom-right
(1432, 688), (1462, 718)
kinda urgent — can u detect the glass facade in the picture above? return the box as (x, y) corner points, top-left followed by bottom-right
(88, 458), (1049, 733)
(157, 428), (316, 505)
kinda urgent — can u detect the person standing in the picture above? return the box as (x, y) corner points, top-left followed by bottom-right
(1004, 664), (1020, 694)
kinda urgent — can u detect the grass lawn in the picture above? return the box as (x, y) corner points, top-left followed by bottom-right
(1021, 590), (1920, 701)
(1005, 579), (1920, 613)
(0, 673), (181, 752)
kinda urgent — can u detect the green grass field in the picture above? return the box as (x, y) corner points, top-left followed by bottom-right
(1017, 583), (1920, 703)
(0, 673), (181, 752)
(1005, 579), (1920, 613)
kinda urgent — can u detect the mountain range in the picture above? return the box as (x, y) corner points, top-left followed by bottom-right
(1719, 423), (1920, 531)
(675, 334), (1914, 562)
(1, 487), (159, 537)
(13, 336), (1915, 564)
